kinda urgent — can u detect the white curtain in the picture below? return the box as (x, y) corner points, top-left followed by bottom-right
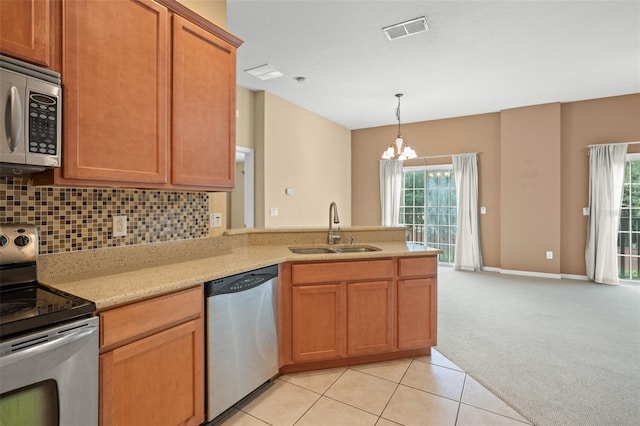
(585, 143), (628, 285)
(380, 159), (403, 226)
(453, 153), (482, 271)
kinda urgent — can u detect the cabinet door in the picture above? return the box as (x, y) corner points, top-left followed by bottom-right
(172, 15), (236, 189)
(397, 278), (437, 350)
(347, 280), (393, 356)
(63, 0), (169, 184)
(0, 0), (51, 67)
(100, 318), (204, 426)
(292, 284), (344, 362)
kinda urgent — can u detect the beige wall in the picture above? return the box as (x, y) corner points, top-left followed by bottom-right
(227, 87), (255, 229)
(230, 162), (245, 228)
(253, 91), (352, 228)
(177, 0), (227, 28)
(351, 94), (640, 275)
(236, 86), (255, 150)
(500, 103), (561, 274)
(561, 94), (640, 276)
(352, 112), (501, 267)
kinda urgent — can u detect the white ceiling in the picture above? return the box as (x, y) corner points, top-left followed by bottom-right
(227, 0), (640, 130)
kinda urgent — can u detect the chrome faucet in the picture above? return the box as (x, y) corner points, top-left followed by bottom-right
(328, 202), (341, 244)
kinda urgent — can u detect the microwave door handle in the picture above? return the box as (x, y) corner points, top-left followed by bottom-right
(6, 85), (23, 152)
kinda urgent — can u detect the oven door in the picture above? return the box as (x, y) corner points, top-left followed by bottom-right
(0, 316), (99, 426)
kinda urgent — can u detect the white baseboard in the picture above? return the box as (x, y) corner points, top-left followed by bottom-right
(480, 266), (588, 281)
(561, 274), (589, 281)
(500, 269), (562, 279)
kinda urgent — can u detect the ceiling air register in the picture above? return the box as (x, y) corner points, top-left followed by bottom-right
(382, 16), (429, 41)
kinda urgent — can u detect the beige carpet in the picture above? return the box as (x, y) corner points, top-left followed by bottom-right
(435, 267), (640, 426)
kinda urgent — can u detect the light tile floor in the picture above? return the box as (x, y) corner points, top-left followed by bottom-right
(212, 349), (532, 426)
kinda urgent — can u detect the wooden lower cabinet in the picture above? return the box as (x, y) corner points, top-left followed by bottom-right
(99, 286), (204, 426)
(397, 277), (437, 350)
(284, 255), (437, 369)
(292, 284), (344, 362)
(347, 280), (393, 356)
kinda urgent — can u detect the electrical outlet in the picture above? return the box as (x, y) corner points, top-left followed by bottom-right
(113, 215), (127, 237)
(210, 212), (222, 228)
(583, 207), (590, 216)
(546, 251), (553, 260)
(270, 207), (278, 216)
(480, 207), (486, 214)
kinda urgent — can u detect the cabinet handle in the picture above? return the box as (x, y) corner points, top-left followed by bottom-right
(5, 86), (23, 152)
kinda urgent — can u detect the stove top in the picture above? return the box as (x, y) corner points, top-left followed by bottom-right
(0, 223), (96, 339)
(0, 282), (96, 339)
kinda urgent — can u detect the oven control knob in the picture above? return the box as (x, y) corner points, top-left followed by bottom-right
(14, 235), (31, 247)
(0, 235), (7, 247)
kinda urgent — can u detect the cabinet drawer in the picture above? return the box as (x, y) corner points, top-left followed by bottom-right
(398, 256), (437, 277)
(100, 285), (203, 349)
(291, 259), (393, 285)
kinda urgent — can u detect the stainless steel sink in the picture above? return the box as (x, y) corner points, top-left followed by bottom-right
(288, 244), (381, 254)
(289, 247), (336, 254)
(334, 245), (382, 253)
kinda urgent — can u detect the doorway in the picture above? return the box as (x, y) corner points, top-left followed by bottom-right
(229, 146), (254, 229)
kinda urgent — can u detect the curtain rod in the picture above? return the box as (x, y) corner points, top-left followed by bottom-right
(588, 141), (640, 148)
(410, 152), (481, 164)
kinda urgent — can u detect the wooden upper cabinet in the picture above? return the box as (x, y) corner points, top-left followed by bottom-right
(0, 0), (54, 68)
(62, 0), (169, 184)
(172, 15), (236, 189)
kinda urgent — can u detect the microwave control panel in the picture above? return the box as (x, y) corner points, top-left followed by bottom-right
(28, 92), (58, 156)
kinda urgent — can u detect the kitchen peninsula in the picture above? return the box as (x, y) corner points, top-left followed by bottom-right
(38, 227), (438, 311)
(37, 227), (440, 424)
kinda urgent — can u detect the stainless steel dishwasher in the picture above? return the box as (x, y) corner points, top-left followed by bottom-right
(204, 264), (279, 422)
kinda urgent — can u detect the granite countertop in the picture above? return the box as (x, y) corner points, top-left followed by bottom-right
(38, 228), (440, 311)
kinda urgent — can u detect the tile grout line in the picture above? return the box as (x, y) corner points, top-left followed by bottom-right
(453, 373), (468, 426)
(374, 357), (418, 425)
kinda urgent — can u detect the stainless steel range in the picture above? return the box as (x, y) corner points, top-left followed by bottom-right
(0, 223), (99, 426)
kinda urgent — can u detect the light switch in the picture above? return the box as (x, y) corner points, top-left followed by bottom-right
(210, 213), (222, 228)
(583, 207), (590, 216)
(480, 207), (486, 214)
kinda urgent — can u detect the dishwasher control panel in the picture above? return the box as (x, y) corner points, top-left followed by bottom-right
(205, 264), (278, 296)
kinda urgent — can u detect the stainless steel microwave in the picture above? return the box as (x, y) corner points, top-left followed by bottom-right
(1, 55), (61, 177)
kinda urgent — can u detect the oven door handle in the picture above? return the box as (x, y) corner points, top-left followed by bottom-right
(0, 326), (97, 367)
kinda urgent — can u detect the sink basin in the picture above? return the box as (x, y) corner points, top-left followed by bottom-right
(334, 245), (382, 253)
(289, 247), (336, 254)
(288, 244), (381, 254)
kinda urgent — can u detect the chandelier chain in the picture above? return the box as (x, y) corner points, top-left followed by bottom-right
(395, 94), (402, 137)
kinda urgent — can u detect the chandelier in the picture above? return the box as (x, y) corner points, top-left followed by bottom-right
(381, 93), (417, 160)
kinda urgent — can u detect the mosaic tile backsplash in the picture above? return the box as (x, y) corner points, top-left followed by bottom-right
(0, 178), (209, 254)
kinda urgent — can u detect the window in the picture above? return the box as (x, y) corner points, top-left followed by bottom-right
(400, 165), (456, 263)
(618, 155), (640, 282)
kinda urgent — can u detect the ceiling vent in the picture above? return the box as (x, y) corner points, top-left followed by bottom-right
(244, 64), (284, 80)
(382, 16), (429, 41)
